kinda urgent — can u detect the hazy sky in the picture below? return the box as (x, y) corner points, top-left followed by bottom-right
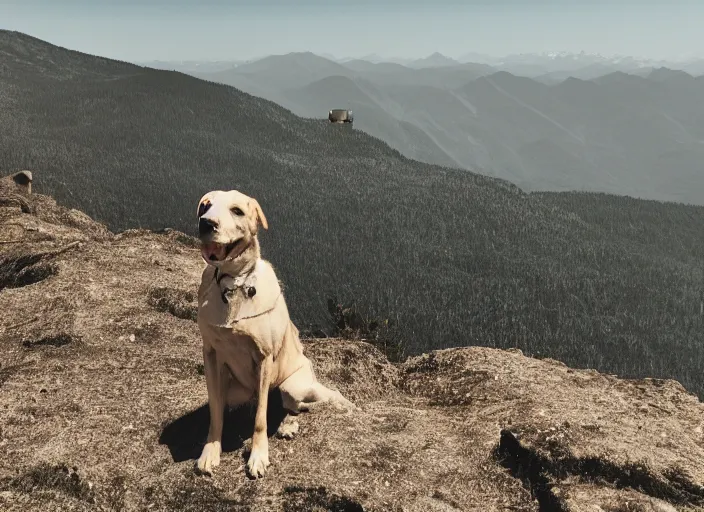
(2, 0), (702, 62)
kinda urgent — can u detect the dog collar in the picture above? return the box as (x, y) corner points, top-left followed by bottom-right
(214, 268), (257, 304)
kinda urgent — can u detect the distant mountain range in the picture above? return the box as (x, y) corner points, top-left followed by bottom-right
(137, 60), (246, 73)
(190, 51), (704, 206)
(138, 49), (704, 83)
(138, 51), (704, 75)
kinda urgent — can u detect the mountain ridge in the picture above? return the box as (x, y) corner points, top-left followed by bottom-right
(198, 50), (704, 206)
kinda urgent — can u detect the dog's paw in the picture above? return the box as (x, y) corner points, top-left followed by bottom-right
(246, 448), (270, 479)
(289, 401), (311, 413)
(332, 391), (358, 412)
(276, 418), (299, 440)
(196, 441), (221, 475)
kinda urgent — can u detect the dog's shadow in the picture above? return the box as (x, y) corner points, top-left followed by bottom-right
(159, 391), (288, 463)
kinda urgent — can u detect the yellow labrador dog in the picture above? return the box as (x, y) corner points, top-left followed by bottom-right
(195, 189), (354, 478)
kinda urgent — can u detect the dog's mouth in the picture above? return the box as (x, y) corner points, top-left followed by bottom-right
(201, 240), (241, 262)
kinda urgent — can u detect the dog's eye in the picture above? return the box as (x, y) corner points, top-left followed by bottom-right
(231, 207), (245, 216)
(198, 201), (211, 217)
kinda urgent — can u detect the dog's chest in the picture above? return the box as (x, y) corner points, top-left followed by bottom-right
(209, 330), (261, 386)
(198, 263), (280, 330)
(198, 284), (254, 328)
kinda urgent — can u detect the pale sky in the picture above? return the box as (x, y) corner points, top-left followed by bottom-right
(2, 0), (702, 62)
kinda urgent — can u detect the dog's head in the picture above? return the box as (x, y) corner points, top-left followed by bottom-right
(196, 190), (268, 264)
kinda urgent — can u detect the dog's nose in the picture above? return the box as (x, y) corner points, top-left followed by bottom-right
(198, 218), (218, 236)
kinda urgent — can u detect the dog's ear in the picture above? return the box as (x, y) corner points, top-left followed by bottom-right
(197, 194), (212, 217)
(249, 198), (268, 231)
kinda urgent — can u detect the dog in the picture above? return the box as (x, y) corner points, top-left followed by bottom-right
(194, 189), (354, 478)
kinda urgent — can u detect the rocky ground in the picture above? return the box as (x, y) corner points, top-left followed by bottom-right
(1, 174), (704, 511)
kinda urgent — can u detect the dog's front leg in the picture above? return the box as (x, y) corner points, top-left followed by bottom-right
(247, 353), (272, 478)
(197, 344), (225, 474)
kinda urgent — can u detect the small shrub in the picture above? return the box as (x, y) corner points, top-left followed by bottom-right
(325, 296), (404, 362)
